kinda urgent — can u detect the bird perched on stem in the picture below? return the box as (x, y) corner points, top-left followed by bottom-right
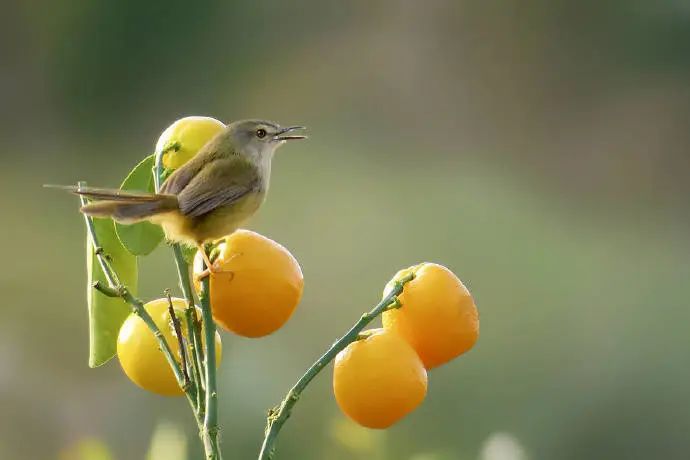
(48, 119), (306, 269)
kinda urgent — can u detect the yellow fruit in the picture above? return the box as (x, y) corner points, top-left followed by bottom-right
(117, 297), (222, 396)
(155, 116), (225, 169)
(382, 263), (479, 369)
(333, 328), (427, 429)
(193, 230), (303, 338)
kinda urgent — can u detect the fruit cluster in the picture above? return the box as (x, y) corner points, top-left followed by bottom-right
(117, 228), (304, 395)
(115, 116), (305, 395)
(110, 116), (480, 434)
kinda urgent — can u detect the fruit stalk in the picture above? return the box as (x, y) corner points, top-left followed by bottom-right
(257, 272), (415, 460)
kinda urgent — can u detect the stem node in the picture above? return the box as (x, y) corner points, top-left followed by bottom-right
(92, 281), (121, 298)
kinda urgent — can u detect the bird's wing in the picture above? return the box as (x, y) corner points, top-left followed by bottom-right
(176, 156), (260, 218)
(159, 152), (209, 195)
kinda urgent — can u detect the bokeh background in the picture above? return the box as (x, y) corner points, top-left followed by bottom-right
(2, 1), (690, 459)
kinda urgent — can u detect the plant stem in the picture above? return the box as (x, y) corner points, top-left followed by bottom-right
(200, 270), (222, 459)
(155, 153), (206, 408)
(153, 155), (221, 459)
(166, 290), (191, 390)
(172, 244), (206, 410)
(257, 273), (415, 460)
(78, 186), (188, 397)
(172, 245), (195, 301)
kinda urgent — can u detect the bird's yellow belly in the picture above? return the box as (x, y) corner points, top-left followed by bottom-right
(153, 191), (265, 245)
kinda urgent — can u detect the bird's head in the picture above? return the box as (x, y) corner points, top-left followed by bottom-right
(227, 119), (306, 162)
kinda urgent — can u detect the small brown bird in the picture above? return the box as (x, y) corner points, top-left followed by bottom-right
(50, 119), (306, 268)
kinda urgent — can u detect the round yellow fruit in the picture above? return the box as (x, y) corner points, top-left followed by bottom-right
(193, 230), (304, 338)
(117, 297), (222, 396)
(382, 263), (479, 369)
(333, 328), (428, 429)
(155, 116), (225, 169)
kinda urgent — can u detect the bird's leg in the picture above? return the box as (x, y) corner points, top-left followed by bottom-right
(195, 243), (216, 281)
(199, 245), (215, 270)
(195, 242), (238, 282)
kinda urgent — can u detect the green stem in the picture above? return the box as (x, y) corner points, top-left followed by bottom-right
(92, 281), (121, 298)
(173, 244), (206, 411)
(153, 154), (205, 410)
(257, 273), (415, 460)
(154, 154), (221, 459)
(186, 306), (205, 411)
(152, 142), (179, 190)
(154, 153), (205, 410)
(166, 290), (192, 394)
(200, 272), (222, 459)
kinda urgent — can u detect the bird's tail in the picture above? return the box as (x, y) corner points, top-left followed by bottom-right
(45, 184), (179, 223)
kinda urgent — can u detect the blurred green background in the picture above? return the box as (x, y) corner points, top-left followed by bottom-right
(2, 1), (689, 459)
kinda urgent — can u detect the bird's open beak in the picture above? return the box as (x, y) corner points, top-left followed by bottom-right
(274, 126), (307, 141)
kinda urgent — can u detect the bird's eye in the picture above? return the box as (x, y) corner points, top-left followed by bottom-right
(256, 128), (267, 139)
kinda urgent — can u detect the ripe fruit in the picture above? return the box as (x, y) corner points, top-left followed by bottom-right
(333, 328), (427, 429)
(382, 263), (479, 369)
(117, 297), (222, 396)
(193, 230), (303, 338)
(155, 116), (226, 169)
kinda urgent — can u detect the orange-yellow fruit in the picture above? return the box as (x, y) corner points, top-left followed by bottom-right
(333, 328), (427, 429)
(193, 229), (303, 338)
(382, 263), (479, 369)
(155, 116), (225, 169)
(117, 297), (222, 396)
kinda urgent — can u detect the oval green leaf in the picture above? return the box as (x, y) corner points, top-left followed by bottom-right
(115, 154), (165, 256)
(88, 218), (138, 367)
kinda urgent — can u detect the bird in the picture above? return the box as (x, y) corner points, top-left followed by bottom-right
(48, 119), (306, 269)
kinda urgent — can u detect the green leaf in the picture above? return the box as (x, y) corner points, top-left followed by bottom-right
(88, 218), (138, 367)
(115, 154), (165, 256)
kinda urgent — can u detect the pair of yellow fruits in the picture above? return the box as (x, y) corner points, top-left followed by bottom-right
(334, 263), (479, 429)
(117, 229), (304, 396)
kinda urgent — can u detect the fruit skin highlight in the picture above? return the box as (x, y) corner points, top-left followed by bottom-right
(156, 116), (226, 170)
(117, 297), (222, 396)
(194, 229), (304, 338)
(382, 263), (479, 369)
(333, 328), (428, 429)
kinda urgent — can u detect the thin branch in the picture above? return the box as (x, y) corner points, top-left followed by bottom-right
(92, 281), (121, 298)
(166, 290), (191, 390)
(258, 273), (415, 460)
(173, 244), (206, 396)
(199, 256), (222, 459)
(153, 156), (222, 459)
